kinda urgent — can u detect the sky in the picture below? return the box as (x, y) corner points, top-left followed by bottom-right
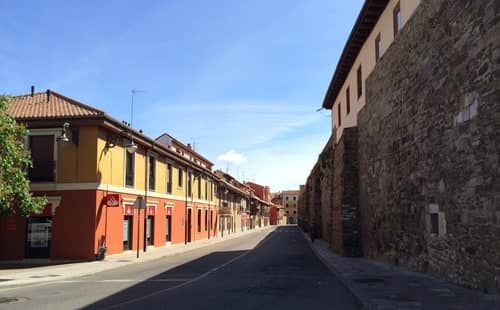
(0, 0), (364, 191)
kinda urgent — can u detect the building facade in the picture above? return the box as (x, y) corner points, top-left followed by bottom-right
(299, 0), (500, 294)
(1, 90), (218, 260)
(282, 190), (299, 224)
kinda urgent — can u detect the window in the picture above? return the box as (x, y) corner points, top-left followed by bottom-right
(197, 209), (201, 232)
(346, 87), (351, 114)
(286, 203), (289, 208)
(430, 213), (439, 234)
(375, 33), (382, 62)
(205, 180), (208, 200)
(205, 210), (208, 231)
(187, 173), (192, 197)
(293, 196), (296, 201)
(337, 103), (342, 126)
(28, 135), (55, 182)
(148, 156), (156, 191)
(166, 164), (172, 193)
(393, 2), (401, 37)
(125, 151), (135, 187)
(178, 167), (183, 187)
(198, 176), (202, 199)
(285, 196), (289, 201)
(357, 65), (363, 99)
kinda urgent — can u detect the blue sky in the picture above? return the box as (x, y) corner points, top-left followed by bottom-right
(1, 0), (363, 191)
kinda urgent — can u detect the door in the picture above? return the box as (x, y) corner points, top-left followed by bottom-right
(146, 216), (154, 246)
(187, 209), (192, 243)
(165, 215), (172, 243)
(25, 217), (52, 258)
(123, 216), (132, 250)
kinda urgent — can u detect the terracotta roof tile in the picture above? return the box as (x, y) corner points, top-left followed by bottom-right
(8, 90), (105, 119)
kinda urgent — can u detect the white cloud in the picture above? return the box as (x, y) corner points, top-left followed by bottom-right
(217, 150), (247, 164)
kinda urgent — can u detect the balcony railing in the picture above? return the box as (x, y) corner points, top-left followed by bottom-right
(29, 160), (55, 182)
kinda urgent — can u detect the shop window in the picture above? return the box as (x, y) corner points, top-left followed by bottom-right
(148, 156), (156, 191)
(125, 151), (135, 187)
(166, 164), (172, 193)
(28, 135), (55, 182)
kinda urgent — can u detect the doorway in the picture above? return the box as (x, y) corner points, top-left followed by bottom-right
(146, 216), (154, 246)
(25, 217), (52, 258)
(165, 215), (172, 243)
(187, 209), (192, 243)
(123, 216), (132, 250)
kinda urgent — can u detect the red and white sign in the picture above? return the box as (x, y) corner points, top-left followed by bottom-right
(105, 194), (120, 207)
(124, 205), (134, 215)
(166, 208), (172, 216)
(148, 206), (155, 216)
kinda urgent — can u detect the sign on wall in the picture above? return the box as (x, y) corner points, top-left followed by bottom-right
(105, 194), (120, 207)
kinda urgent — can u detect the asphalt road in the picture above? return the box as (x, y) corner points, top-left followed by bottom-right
(0, 226), (359, 310)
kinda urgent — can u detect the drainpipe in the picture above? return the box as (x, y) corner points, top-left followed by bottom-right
(143, 146), (150, 252)
(184, 166), (188, 245)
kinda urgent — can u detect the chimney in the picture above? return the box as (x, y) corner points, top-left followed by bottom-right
(46, 89), (51, 102)
(31, 85), (35, 96)
(187, 143), (192, 150)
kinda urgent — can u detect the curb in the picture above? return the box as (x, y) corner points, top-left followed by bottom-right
(300, 230), (370, 310)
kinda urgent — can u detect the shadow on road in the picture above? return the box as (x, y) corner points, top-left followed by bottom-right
(82, 228), (278, 310)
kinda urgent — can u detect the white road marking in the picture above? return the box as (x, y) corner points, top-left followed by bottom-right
(100, 230), (276, 310)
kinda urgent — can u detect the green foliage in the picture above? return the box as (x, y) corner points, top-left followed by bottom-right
(0, 95), (47, 216)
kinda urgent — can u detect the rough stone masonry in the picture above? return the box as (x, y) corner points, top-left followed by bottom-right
(358, 0), (500, 293)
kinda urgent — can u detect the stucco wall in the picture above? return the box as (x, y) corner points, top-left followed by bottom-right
(331, 0), (421, 142)
(358, 0), (500, 293)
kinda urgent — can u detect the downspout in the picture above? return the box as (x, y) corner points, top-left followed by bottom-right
(143, 144), (151, 252)
(184, 166), (188, 245)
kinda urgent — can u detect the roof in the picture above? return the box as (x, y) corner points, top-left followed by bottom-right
(8, 90), (105, 119)
(156, 133), (214, 167)
(322, 0), (389, 109)
(8, 89), (215, 177)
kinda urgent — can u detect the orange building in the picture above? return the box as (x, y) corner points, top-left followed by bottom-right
(0, 89), (218, 260)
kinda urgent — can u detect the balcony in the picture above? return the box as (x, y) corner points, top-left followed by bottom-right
(29, 160), (55, 182)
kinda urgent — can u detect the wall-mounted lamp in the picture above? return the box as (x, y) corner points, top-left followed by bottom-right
(125, 138), (138, 154)
(57, 122), (70, 143)
(105, 134), (118, 149)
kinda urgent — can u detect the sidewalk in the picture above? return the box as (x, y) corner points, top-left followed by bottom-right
(0, 226), (275, 290)
(306, 235), (500, 310)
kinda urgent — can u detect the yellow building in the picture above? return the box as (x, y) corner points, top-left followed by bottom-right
(2, 89), (219, 260)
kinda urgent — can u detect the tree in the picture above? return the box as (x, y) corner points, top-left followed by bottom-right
(0, 95), (47, 216)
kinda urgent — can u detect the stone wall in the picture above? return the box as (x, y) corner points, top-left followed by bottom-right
(358, 0), (500, 293)
(332, 128), (362, 257)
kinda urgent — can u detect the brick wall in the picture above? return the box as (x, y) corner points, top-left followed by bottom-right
(358, 0), (500, 293)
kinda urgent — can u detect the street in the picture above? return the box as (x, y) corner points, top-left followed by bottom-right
(0, 226), (359, 309)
